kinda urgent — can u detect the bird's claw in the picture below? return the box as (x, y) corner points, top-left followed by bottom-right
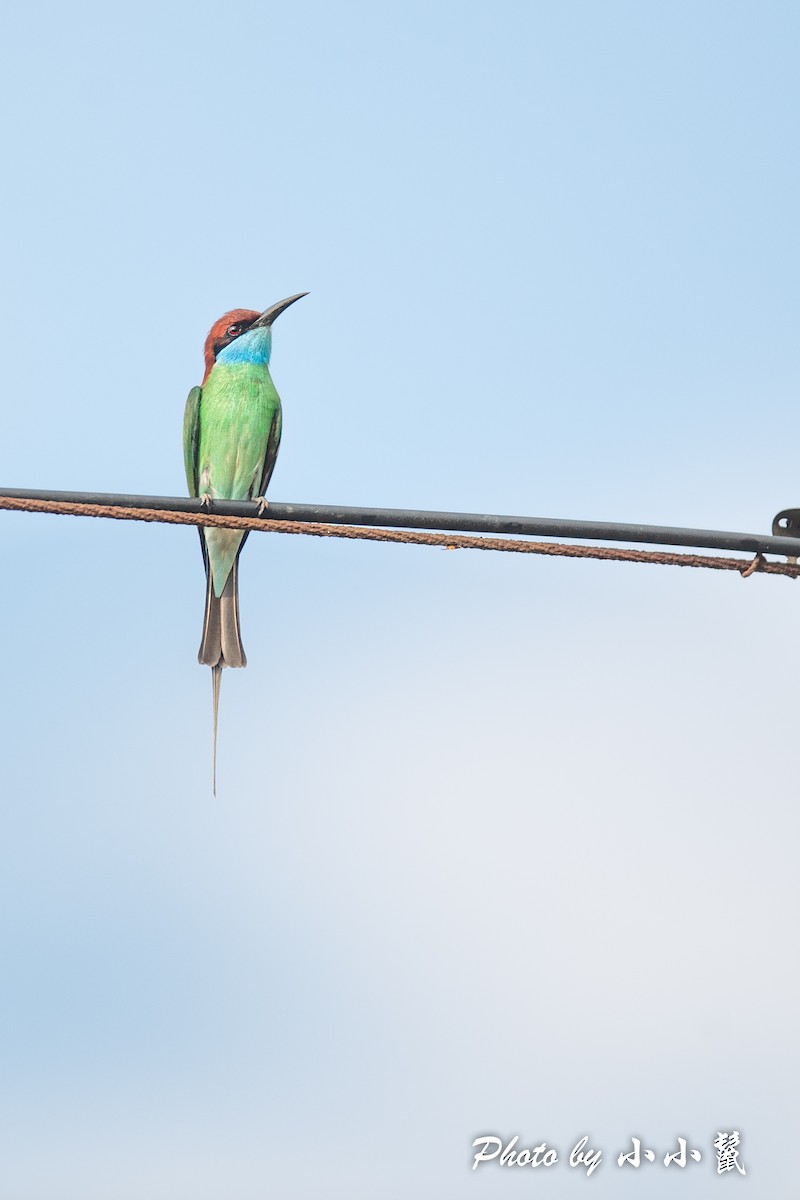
(199, 494), (213, 509)
(254, 497), (269, 516)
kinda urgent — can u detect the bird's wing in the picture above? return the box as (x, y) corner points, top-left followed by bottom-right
(183, 385), (202, 496)
(254, 405), (283, 499)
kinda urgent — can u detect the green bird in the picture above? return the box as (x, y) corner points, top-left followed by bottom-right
(183, 294), (307, 790)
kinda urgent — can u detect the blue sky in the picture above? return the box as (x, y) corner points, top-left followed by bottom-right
(0, 2), (797, 1196)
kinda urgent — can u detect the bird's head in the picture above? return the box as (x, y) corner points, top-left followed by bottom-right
(202, 293), (307, 382)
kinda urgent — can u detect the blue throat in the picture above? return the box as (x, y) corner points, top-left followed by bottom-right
(215, 325), (272, 368)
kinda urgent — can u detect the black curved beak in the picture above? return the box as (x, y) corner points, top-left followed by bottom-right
(251, 293), (309, 328)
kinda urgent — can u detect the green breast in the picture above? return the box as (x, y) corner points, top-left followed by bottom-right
(198, 361), (281, 502)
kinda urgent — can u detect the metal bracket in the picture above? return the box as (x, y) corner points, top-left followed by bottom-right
(773, 509), (800, 538)
(772, 509), (800, 566)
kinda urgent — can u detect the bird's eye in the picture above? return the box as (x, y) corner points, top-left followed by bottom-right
(226, 323), (242, 337)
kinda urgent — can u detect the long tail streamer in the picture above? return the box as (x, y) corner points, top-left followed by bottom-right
(212, 664), (222, 796)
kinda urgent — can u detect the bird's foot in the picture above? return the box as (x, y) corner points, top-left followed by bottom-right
(253, 497), (269, 516)
(199, 493), (213, 509)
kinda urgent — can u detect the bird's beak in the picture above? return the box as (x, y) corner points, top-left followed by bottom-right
(251, 293), (309, 328)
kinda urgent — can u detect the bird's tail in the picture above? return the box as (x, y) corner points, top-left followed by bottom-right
(198, 558), (247, 795)
(198, 558), (247, 669)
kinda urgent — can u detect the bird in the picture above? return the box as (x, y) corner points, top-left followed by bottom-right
(183, 294), (307, 791)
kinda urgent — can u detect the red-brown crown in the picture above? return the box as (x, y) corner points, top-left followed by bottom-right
(202, 309), (261, 383)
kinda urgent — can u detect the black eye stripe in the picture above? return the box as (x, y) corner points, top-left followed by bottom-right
(212, 318), (258, 359)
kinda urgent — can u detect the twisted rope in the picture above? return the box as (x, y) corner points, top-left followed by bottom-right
(1, 494), (797, 578)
